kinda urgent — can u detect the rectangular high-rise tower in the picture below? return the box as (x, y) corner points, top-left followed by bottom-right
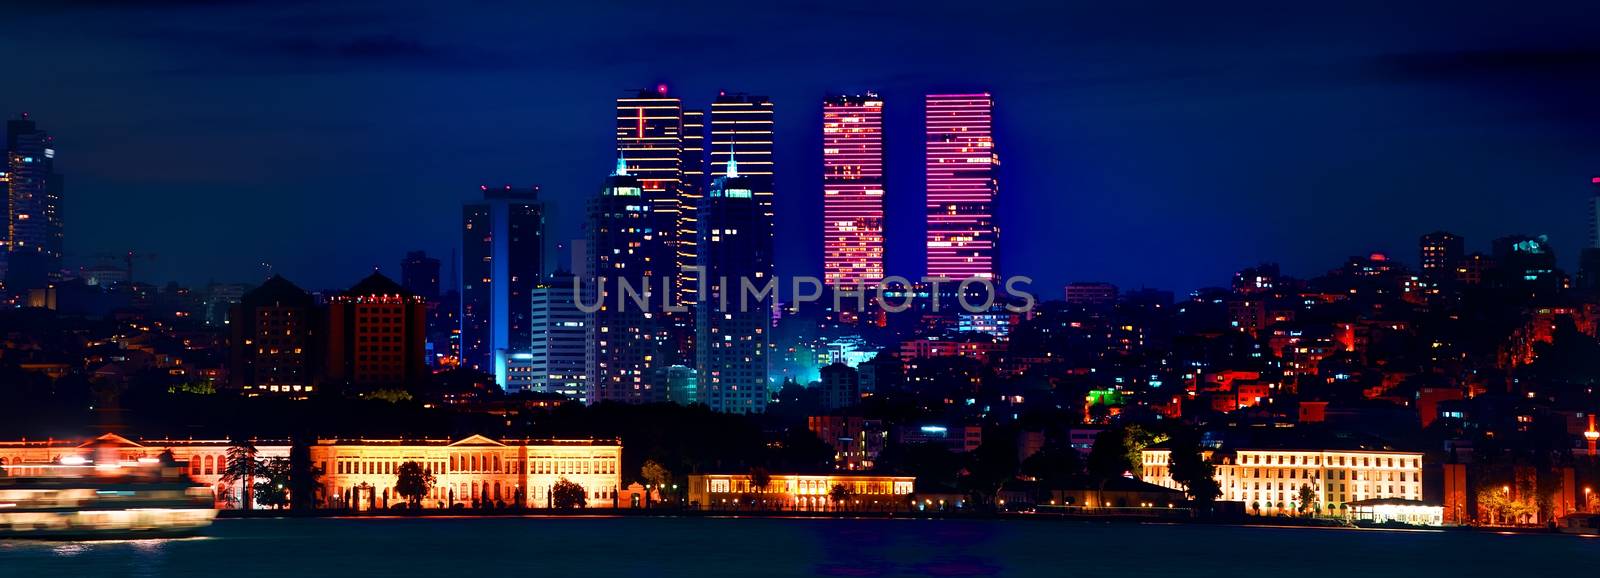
(616, 86), (684, 239)
(4, 113), (64, 293)
(586, 167), (675, 404)
(924, 94), (998, 280)
(461, 186), (544, 388)
(823, 94), (886, 287)
(710, 93), (775, 243)
(617, 86), (701, 304)
(678, 108), (707, 301)
(696, 161), (772, 414)
(530, 272), (588, 400)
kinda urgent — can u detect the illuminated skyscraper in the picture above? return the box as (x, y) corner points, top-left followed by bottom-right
(678, 108), (707, 300)
(616, 86), (702, 304)
(823, 94), (886, 287)
(586, 161), (674, 404)
(461, 186), (545, 388)
(696, 157), (772, 413)
(924, 94), (998, 280)
(4, 113), (64, 293)
(616, 86), (683, 240)
(530, 271), (587, 400)
(710, 93), (774, 242)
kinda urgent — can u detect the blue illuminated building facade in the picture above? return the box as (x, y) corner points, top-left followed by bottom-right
(460, 185), (545, 388)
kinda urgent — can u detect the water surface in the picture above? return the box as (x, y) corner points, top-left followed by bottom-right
(1, 517), (1594, 577)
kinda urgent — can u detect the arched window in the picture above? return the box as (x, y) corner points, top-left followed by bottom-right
(204, 455), (214, 475)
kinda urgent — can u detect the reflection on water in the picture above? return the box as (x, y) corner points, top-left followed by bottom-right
(0, 518), (1596, 578)
(50, 542), (88, 557)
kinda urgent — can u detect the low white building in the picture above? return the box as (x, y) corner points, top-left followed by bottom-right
(1348, 498), (1444, 526)
(1142, 447), (1424, 516)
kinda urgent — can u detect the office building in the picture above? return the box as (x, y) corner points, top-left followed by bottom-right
(925, 94), (998, 280)
(228, 275), (323, 397)
(656, 364), (698, 406)
(818, 362), (861, 410)
(586, 162), (673, 404)
(528, 272), (587, 399)
(616, 86), (684, 273)
(461, 186), (545, 387)
(4, 113), (64, 292)
(1581, 179), (1600, 293)
(325, 272), (428, 388)
(822, 94), (886, 287)
(709, 93), (774, 242)
(1419, 231), (1463, 278)
(807, 415), (887, 470)
(1064, 282), (1118, 306)
(695, 157), (772, 413)
(679, 108), (708, 300)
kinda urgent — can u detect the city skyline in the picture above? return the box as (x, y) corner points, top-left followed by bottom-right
(3, 1), (1597, 296)
(11, 2), (1600, 566)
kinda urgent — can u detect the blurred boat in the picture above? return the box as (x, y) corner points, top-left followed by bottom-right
(0, 457), (217, 540)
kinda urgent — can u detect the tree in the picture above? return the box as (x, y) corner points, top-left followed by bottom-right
(640, 459), (672, 507)
(395, 461), (436, 509)
(552, 477), (588, 509)
(770, 427), (834, 471)
(749, 466), (771, 492)
(289, 438), (323, 512)
(1020, 441), (1084, 491)
(961, 437), (1020, 508)
(749, 466), (772, 509)
(221, 437), (260, 510)
(829, 483), (852, 510)
(1086, 425), (1163, 480)
(1477, 483), (1537, 526)
(1166, 430), (1220, 513)
(1297, 483), (1316, 517)
(253, 458), (292, 510)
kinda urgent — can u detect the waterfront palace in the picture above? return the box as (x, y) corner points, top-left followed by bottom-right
(1140, 447), (1424, 515)
(0, 433), (622, 510)
(688, 472), (916, 511)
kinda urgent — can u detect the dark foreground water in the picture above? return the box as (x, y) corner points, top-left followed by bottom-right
(2, 517), (1596, 577)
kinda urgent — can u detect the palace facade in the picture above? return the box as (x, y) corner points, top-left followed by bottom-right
(688, 472), (915, 511)
(0, 433), (621, 510)
(1141, 447), (1424, 516)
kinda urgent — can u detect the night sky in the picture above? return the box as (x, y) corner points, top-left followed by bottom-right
(4, 1), (1598, 296)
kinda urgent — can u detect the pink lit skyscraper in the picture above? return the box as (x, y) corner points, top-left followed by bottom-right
(924, 93), (998, 280)
(822, 93), (885, 287)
